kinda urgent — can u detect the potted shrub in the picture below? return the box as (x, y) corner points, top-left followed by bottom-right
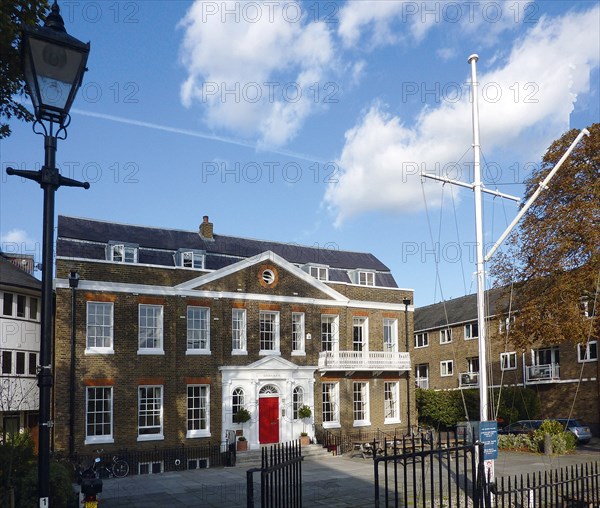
(234, 407), (251, 451)
(298, 405), (312, 446)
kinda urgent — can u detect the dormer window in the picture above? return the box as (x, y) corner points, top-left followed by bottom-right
(349, 270), (376, 286)
(358, 271), (375, 286)
(178, 249), (205, 269)
(305, 264), (328, 281)
(108, 242), (138, 263)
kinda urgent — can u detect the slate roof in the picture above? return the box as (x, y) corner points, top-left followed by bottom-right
(0, 255), (41, 292)
(56, 216), (398, 287)
(414, 287), (508, 331)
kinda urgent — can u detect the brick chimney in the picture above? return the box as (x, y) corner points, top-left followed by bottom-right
(199, 215), (214, 240)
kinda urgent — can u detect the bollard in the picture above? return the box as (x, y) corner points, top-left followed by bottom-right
(544, 433), (553, 455)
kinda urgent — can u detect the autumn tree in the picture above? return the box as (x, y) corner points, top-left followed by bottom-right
(492, 123), (599, 349)
(0, 0), (49, 139)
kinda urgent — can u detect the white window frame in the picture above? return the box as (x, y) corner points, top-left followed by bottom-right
(109, 243), (138, 263)
(383, 318), (398, 352)
(259, 311), (280, 355)
(86, 302), (114, 354)
(308, 265), (329, 281)
(440, 360), (454, 377)
(440, 328), (452, 344)
(352, 317), (368, 352)
(415, 364), (429, 389)
(186, 385), (210, 438)
(467, 357), (480, 373)
(499, 315), (515, 333)
(28, 297), (39, 321)
(16, 294), (26, 318)
(85, 386), (114, 445)
(232, 387), (245, 424)
(138, 461), (163, 475)
(291, 312), (305, 355)
(321, 315), (339, 352)
(232, 309), (247, 354)
(186, 306), (210, 354)
(321, 382), (340, 429)
(384, 381), (400, 423)
(2, 292), (14, 316)
(138, 304), (164, 355)
(292, 386), (304, 420)
(138, 385), (164, 441)
(464, 323), (478, 340)
(500, 352), (517, 371)
(358, 271), (375, 286)
(415, 332), (429, 348)
(352, 382), (370, 427)
(180, 250), (205, 269)
(533, 346), (559, 366)
(578, 341), (598, 363)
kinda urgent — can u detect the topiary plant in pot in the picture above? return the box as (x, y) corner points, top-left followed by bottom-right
(298, 405), (312, 445)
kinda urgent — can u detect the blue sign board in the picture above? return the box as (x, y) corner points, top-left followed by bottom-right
(479, 421), (498, 460)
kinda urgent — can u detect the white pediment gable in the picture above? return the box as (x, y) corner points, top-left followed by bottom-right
(175, 250), (348, 302)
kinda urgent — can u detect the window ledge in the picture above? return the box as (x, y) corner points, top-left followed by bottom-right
(259, 351), (281, 356)
(186, 350), (211, 356)
(186, 430), (211, 439)
(384, 418), (401, 425)
(137, 434), (164, 442)
(85, 348), (114, 355)
(353, 421), (371, 428)
(137, 349), (165, 356)
(322, 422), (341, 429)
(291, 351), (306, 356)
(232, 350), (248, 356)
(84, 437), (114, 445)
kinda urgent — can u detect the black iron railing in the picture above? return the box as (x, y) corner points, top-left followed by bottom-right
(247, 441), (303, 508)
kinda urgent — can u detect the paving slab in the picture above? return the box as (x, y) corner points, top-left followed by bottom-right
(95, 439), (599, 507)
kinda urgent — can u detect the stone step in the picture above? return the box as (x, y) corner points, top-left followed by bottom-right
(233, 444), (336, 469)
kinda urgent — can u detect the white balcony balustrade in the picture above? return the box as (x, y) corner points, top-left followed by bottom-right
(318, 350), (411, 372)
(526, 363), (560, 383)
(459, 372), (479, 388)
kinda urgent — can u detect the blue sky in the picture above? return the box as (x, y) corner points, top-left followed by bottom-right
(1, 0), (598, 306)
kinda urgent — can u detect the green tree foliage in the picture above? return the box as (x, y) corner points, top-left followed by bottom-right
(492, 124), (599, 349)
(416, 387), (539, 429)
(0, 0), (49, 138)
(0, 432), (74, 508)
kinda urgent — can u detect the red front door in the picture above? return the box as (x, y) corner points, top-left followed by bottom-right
(259, 397), (279, 444)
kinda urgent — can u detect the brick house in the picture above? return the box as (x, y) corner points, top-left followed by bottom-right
(0, 254), (41, 441)
(52, 215), (414, 457)
(413, 289), (599, 435)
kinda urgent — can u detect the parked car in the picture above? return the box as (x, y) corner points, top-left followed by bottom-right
(498, 420), (542, 435)
(554, 418), (592, 445)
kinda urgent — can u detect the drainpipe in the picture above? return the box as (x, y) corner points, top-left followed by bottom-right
(68, 271), (79, 458)
(403, 298), (411, 435)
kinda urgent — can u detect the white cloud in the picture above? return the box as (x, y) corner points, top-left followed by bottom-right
(325, 6), (600, 225)
(0, 229), (37, 253)
(178, 0), (337, 147)
(337, 0), (437, 48)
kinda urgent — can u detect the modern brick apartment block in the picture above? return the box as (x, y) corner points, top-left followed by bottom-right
(53, 215), (414, 455)
(414, 289), (599, 435)
(0, 254), (41, 440)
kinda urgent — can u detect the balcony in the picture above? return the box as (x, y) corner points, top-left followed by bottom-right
(459, 372), (479, 388)
(318, 351), (411, 373)
(526, 363), (560, 383)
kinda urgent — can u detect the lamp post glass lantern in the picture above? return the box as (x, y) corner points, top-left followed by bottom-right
(6, 2), (90, 505)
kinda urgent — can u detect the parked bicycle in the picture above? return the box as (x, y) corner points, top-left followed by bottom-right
(93, 450), (130, 478)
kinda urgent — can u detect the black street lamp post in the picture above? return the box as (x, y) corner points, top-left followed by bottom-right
(403, 297), (412, 435)
(6, 2), (90, 505)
